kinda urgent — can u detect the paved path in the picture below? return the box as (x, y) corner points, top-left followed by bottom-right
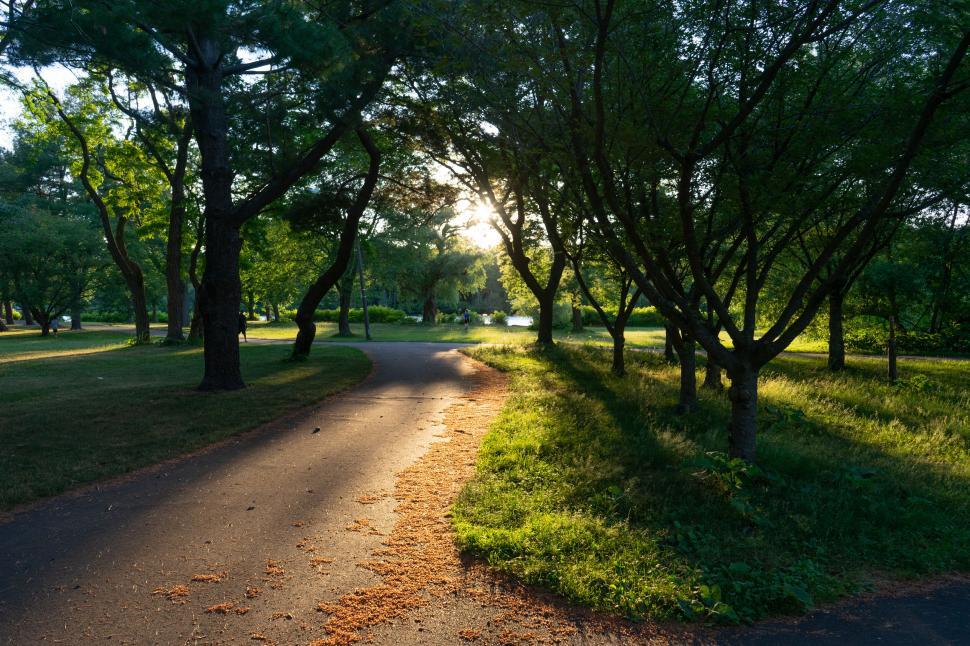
(0, 343), (477, 644)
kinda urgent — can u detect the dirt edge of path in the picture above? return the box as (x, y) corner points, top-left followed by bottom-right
(309, 352), (698, 646)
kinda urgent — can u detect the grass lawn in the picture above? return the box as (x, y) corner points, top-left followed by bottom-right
(454, 344), (970, 623)
(244, 320), (829, 353)
(0, 329), (370, 509)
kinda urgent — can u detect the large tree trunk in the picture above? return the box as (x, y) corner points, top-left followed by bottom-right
(422, 296), (437, 325)
(197, 216), (244, 390)
(71, 306), (82, 330)
(535, 293), (555, 345)
(188, 49), (245, 391)
(673, 333), (698, 414)
(727, 366), (759, 461)
(25, 308), (34, 326)
(337, 276), (353, 336)
(611, 322), (626, 377)
(571, 305), (583, 332)
(3, 300), (14, 325)
(828, 288), (846, 371)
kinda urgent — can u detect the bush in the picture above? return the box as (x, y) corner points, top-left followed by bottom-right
(84, 310), (132, 323)
(11, 309), (22, 321)
(490, 310), (508, 325)
(845, 322), (970, 356)
(579, 305), (666, 327)
(313, 306), (408, 324)
(628, 306), (665, 327)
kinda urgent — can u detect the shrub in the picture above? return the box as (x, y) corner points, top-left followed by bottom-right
(578, 305), (666, 327)
(313, 306), (407, 324)
(490, 310), (508, 325)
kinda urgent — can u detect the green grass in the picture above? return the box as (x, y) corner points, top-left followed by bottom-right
(0, 329), (370, 509)
(453, 344), (970, 623)
(243, 320), (830, 353)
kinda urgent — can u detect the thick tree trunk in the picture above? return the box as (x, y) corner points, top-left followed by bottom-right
(674, 336), (698, 414)
(664, 323), (677, 363)
(703, 358), (723, 390)
(727, 366), (759, 461)
(337, 277), (353, 336)
(187, 49), (245, 391)
(71, 306), (82, 331)
(3, 300), (14, 325)
(828, 288), (846, 371)
(571, 305), (583, 332)
(197, 217), (244, 390)
(25, 308), (34, 326)
(535, 294), (555, 345)
(611, 325), (626, 377)
(422, 296), (437, 325)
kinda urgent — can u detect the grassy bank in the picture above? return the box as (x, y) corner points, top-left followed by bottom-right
(453, 345), (970, 623)
(0, 330), (370, 509)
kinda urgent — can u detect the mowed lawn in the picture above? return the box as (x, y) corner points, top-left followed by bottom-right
(454, 345), (970, 623)
(0, 330), (370, 509)
(243, 321), (830, 353)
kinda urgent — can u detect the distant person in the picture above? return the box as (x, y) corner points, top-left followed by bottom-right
(50, 317), (59, 336)
(238, 312), (248, 342)
(462, 308), (471, 330)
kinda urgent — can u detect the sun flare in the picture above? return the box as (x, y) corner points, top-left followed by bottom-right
(458, 202), (502, 249)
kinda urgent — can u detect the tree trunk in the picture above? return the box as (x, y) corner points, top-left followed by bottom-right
(337, 277), (353, 336)
(356, 238), (371, 340)
(703, 357), (723, 390)
(197, 217), (244, 390)
(828, 288), (846, 371)
(0, 319), (6, 332)
(188, 297), (204, 343)
(664, 323), (677, 363)
(674, 335), (698, 414)
(535, 294), (555, 345)
(130, 276), (152, 344)
(71, 306), (82, 331)
(247, 291), (257, 321)
(888, 315), (898, 383)
(25, 308), (34, 326)
(727, 366), (759, 461)
(164, 154), (188, 343)
(188, 50), (245, 391)
(422, 296), (437, 325)
(571, 305), (583, 332)
(3, 300), (13, 325)
(151, 301), (158, 323)
(611, 325), (626, 377)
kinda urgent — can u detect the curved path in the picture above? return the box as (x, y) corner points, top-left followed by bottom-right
(0, 343), (477, 644)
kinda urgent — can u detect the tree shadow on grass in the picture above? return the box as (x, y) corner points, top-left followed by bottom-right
(463, 344), (970, 623)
